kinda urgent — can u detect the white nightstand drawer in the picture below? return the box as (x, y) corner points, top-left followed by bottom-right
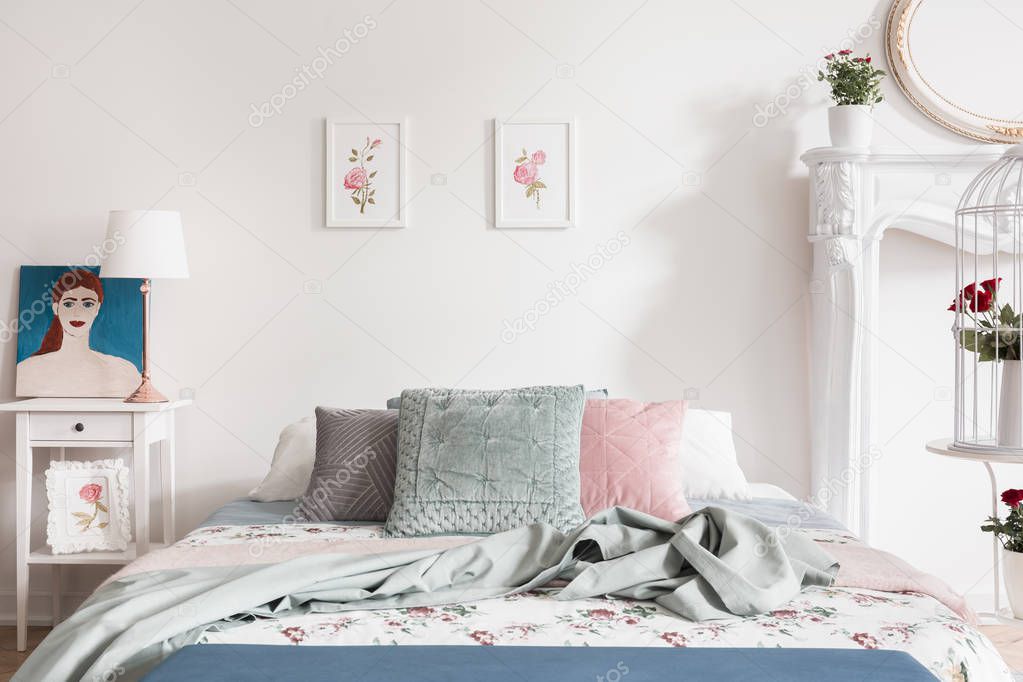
(29, 412), (133, 442)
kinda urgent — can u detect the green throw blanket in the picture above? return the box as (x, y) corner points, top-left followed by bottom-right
(17, 506), (838, 681)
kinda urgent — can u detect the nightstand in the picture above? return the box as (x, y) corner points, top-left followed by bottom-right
(927, 438), (1023, 624)
(0, 398), (190, 651)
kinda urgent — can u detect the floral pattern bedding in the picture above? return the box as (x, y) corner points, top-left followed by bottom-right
(182, 522), (1010, 681)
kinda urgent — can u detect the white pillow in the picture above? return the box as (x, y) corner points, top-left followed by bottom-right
(680, 409), (751, 500)
(249, 417), (316, 502)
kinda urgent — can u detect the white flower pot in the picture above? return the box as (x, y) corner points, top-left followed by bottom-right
(828, 105), (874, 148)
(999, 360), (1023, 448)
(1004, 549), (1023, 619)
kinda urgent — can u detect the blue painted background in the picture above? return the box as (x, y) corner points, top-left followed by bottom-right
(17, 265), (143, 370)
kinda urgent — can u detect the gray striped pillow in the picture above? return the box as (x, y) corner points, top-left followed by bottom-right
(295, 407), (398, 522)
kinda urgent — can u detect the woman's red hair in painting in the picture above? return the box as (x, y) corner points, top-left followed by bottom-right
(32, 269), (104, 357)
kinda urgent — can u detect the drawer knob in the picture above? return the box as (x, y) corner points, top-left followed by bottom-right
(73, 422), (85, 433)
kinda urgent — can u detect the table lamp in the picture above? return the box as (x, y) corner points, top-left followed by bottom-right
(100, 210), (189, 403)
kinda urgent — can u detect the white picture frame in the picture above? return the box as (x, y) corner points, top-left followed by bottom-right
(325, 118), (407, 228)
(494, 118), (576, 228)
(45, 459), (131, 554)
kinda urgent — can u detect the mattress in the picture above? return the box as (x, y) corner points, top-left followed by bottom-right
(197, 498), (315, 528)
(22, 495), (1010, 681)
(171, 496), (1007, 681)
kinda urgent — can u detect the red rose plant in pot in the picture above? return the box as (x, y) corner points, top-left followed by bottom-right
(817, 50), (885, 147)
(983, 489), (1023, 618)
(949, 277), (1023, 447)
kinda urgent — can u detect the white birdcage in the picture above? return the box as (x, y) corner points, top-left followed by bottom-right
(954, 145), (1023, 452)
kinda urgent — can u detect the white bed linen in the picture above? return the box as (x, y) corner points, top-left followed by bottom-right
(179, 522), (1009, 681)
(746, 482), (796, 500)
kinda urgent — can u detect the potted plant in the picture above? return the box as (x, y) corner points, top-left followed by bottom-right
(817, 50), (886, 147)
(983, 489), (1023, 617)
(950, 278), (1023, 446)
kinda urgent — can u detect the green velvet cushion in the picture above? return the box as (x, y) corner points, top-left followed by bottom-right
(385, 388), (607, 410)
(384, 385), (586, 537)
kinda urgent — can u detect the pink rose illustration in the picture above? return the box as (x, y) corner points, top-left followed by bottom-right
(79, 483), (102, 503)
(512, 148), (547, 209)
(513, 161), (537, 185)
(343, 139), (381, 213)
(74, 483), (108, 532)
(587, 608), (614, 620)
(343, 167), (368, 191)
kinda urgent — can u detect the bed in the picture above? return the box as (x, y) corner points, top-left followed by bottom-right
(16, 491), (1010, 681)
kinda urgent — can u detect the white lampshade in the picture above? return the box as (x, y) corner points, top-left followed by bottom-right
(100, 210), (189, 279)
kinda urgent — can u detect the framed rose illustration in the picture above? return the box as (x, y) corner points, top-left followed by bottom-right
(325, 119), (407, 228)
(45, 459), (131, 554)
(494, 119), (575, 228)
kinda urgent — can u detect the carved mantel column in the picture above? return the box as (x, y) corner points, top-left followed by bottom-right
(801, 147), (1005, 539)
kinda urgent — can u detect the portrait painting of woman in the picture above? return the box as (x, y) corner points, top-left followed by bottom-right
(16, 267), (143, 398)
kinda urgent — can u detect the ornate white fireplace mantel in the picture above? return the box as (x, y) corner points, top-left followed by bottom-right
(801, 146), (1008, 539)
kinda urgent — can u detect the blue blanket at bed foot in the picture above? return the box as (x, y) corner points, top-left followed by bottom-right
(142, 644), (938, 681)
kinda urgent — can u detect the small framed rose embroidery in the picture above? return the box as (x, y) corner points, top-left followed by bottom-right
(494, 119), (575, 228)
(325, 119), (407, 228)
(45, 459), (131, 554)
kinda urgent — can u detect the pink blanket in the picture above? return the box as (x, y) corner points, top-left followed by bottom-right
(829, 542), (977, 623)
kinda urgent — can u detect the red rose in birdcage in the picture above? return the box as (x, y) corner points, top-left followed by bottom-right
(981, 277), (1002, 293)
(948, 283), (992, 313)
(949, 277), (1022, 362)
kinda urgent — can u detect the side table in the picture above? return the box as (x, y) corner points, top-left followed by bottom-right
(0, 398), (190, 651)
(927, 438), (1023, 622)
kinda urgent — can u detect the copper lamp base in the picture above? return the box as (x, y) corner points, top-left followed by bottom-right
(123, 278), (168, 403)
(124, 376), (168, 403)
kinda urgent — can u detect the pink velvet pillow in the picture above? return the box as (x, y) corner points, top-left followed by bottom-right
(579, 399), (690, 521)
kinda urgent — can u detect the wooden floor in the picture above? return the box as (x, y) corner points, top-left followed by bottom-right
(984, 624), (1023, 675)
(0, 627), (51, 681)
(1, 625), (1022, 679)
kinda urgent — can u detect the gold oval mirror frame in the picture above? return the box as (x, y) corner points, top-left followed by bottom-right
(886, 0), (1023, 144)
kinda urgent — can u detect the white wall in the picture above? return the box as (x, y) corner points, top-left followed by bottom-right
(0, 0), (995, 619)
(875, 233), (1011, 608)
